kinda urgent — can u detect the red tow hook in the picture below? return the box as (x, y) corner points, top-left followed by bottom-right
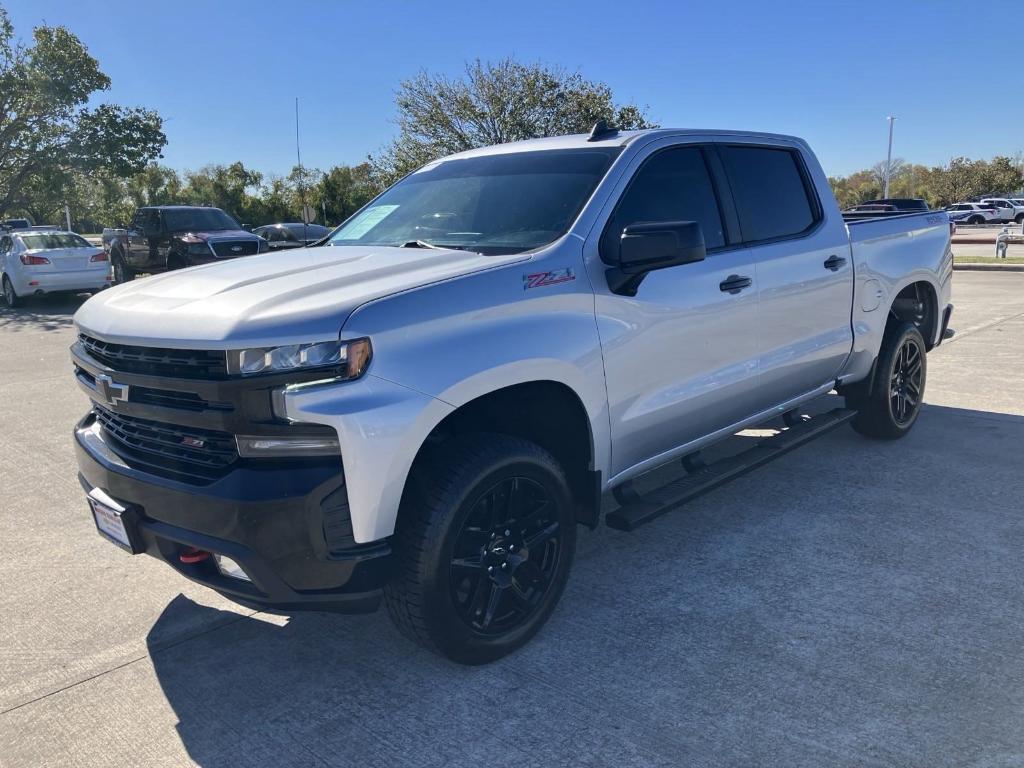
(179, 547), (211, 564)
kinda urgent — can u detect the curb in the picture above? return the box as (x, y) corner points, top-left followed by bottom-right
(953, 262), (1024, 272)
(952, 238), (998, 245)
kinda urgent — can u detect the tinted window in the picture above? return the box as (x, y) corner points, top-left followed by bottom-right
(602, 146), (725, 259)
(329, 148), (621, 255)
(0, 236), (11, 254)
(720, 146), (818, 242)
(20, 233), (92, 250)
(163, 208), (239, 232)
(286, 223), (328, 239)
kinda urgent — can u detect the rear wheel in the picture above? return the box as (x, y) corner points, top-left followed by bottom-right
(111, 252), (134, 285)
(1015, 213), (1024, 224)
(848, 322), (927, 439)
(385, 434), (576, 664)
(968, 215), (984, 224)
(2, 275), (21, 307)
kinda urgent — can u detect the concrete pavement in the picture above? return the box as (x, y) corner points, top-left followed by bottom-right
(2, 273), (1024, 767)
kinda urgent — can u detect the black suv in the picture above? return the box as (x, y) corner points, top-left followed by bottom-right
(108, 206), (267, 284)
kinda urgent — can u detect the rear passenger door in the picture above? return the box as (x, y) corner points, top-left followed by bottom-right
(717, 143), (853, 409)
(591, 142), (761, 478)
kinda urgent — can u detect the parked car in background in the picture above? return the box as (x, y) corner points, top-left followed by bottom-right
(978, 198), (1024, 224)
(252, 222), (331, 250)
(1, 218), (32, 231)
(859, 198), (930, 212)
(946, 203), (1000, 224)
(106, 206), (268, 284)
(72, 128), (953, 664)
(1, 229), (109, 307)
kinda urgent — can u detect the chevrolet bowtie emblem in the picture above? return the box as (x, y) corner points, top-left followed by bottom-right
(95, 373), (130, 406)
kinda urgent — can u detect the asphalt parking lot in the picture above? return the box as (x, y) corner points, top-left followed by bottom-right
(2, 271), (1024, 768)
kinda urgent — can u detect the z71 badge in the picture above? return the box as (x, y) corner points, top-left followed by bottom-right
(523, 268), (576, 290)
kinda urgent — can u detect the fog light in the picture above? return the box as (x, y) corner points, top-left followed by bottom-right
(214, 554), (251, 582)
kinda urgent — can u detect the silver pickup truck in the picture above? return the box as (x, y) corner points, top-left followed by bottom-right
(71, 126), (953, 664)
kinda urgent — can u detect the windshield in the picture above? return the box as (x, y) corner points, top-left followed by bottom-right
(328, 148), (622, 255)
(163, 208), (240, 232)
(20, 233), (91, 250)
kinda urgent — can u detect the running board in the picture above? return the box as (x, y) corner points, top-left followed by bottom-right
(605, 408), (857, 532)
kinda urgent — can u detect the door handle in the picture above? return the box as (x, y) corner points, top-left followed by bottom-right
(719, 274), (753, 294)
(824, 255), (847, 271)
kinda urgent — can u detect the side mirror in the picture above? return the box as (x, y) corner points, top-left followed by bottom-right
(241, 223), (252, 231)
(607, 220), (706, 296)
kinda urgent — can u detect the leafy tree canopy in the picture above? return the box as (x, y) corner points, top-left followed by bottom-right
(0, 8), (165, 216)
(369, 58), (657, 186)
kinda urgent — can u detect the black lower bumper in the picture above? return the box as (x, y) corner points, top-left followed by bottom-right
(74, 414), (393, 614)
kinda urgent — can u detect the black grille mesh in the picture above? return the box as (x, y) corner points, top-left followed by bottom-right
(79, 335), (227, 379)
(94, 405), (237, 482)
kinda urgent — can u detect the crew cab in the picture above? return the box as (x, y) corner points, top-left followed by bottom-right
(106, 205), (267, 284)
(71, 128), (953, 664)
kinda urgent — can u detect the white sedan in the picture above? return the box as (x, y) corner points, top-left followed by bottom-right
(1, 229), (110, 307)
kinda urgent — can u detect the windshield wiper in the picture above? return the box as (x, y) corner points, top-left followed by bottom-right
(399, 240), (479, 253)
(399, 240), (444, 250)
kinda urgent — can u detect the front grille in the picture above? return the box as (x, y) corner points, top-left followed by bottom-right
(94, 405), (238, 482)
(210, 239), (259, 258)
(130, 386), (232, 412)
(79, 334), (228, 379)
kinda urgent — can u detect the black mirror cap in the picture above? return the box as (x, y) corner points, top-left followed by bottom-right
(607, 220), (707, 296)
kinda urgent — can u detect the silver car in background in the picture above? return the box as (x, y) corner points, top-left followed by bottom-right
(1, 229), (109, 307)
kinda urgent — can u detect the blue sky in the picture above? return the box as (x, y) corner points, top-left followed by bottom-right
(6, 0), (1020, 178)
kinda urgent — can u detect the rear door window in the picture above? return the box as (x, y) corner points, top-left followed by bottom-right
(719, 146), (819, 243)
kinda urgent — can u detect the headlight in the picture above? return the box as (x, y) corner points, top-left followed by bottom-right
(186, 243), (211, 256)
(228, 338), (372, 378)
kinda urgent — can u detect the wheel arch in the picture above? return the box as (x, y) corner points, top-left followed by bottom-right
(887, 277), (940, 350)
(405, 379), (602, 529)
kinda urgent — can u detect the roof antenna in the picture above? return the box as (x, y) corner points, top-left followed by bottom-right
(588, 119), (618, 142)
(295, 97), (307, 244)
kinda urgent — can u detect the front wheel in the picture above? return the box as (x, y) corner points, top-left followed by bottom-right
(848, 322), (927, 439)
(385, 433), (577, 664)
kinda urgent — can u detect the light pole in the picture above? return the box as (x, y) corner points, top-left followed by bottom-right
(883, 116), (897, 198)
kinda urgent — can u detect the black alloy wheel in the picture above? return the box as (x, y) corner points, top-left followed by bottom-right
(888, 334), (924, 425)
(385, 433), (577, 664)
(849, 321), (927, 439)
(448, 476), (562, 635)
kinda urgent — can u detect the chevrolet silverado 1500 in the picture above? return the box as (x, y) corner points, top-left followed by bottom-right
(71, 125), (953, 664)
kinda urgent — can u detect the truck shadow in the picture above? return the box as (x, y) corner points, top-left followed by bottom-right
(0, 292), (89, 332)
(146, 402), (1024, 767)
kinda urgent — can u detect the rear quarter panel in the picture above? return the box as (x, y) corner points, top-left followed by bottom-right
(840, 212), (952, 384)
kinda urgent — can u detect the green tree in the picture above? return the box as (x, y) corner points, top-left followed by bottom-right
(370, 58), (657, 185)
(317, 163), (376, 225)
(0, 9), (165, 216)
(180, 162), (262, 222)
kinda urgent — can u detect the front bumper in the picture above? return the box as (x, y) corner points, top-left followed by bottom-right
(74, 413), (393, 613)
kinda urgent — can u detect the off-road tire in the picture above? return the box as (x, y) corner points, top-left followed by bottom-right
(384, 433), (577, 665)
(849, 321), (927, 440)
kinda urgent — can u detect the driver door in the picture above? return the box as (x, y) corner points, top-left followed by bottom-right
(587, 142), (760, 479)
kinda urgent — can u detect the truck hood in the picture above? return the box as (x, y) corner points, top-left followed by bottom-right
(183, 229), (259, 241)
(74, 245), (528, 349)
